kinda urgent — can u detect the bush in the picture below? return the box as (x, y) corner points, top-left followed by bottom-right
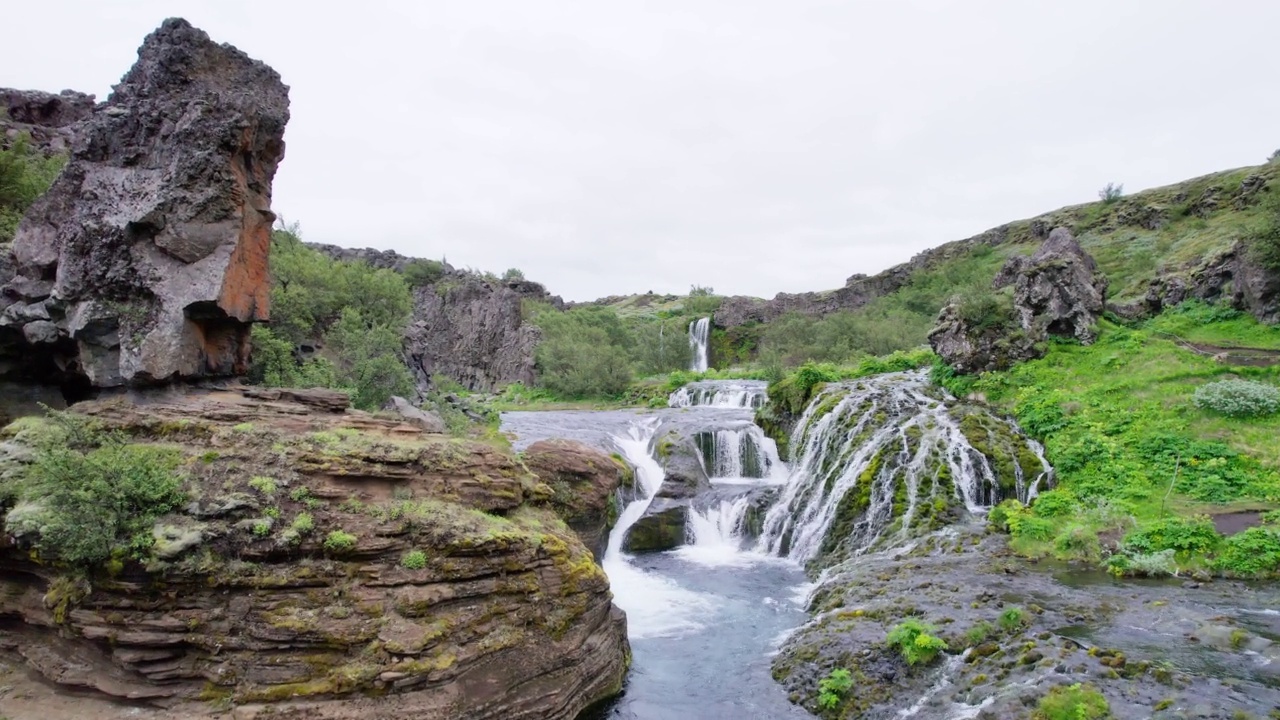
(1098, 182), (1124, 203)
(13, 415), (186, 566)
(1215, 527), (1280, 576)
(998, 606), (1027, 632)
(529, 304), (634, 398)
(501, 268), (525, 282)
(0, 133), (67, 242)
(403, 259), (446, 286)
(816, 668), (852, 710)
(885, 619), (947, 666)
(324, 530), (358, 553)
(1033, 683), (1110, 720)
(1011, 515), (1055, 542)
(401, 549), (427, 569)
(1053, 524), (1101, 562)
(290, 513), (314, 535)
(1123, 516), (1220, 554)
(249, 476), (277, 496)
(1192, 379), (1280, 418)
(1031, 489), (1078, 518)
(1109, 549), (1177, 577)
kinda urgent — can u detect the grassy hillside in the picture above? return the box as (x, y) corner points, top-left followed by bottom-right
(937, 301), (1280, 577)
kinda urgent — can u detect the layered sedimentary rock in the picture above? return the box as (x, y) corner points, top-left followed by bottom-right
(522, 438), (629, 560)
(0, 18), (289, 393)
(0, 389), (627, 719)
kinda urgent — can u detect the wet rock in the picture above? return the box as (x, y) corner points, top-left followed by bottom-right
(386, 395), (446, 433)
(655, 430), (710, 500)
(523, 438), (627, 560)
(1, 18), (289, 391)
(624, 499), (686, 553)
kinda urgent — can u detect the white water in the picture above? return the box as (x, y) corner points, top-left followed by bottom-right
(605, 417), (715, 638)
(756, 370), (1051, 563)
(698, 425), (788, 483)
(668, 380), (766, 408)
(688, 317), (710, 372)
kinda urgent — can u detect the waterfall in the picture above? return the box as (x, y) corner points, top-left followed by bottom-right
(688, 317), (710, 372)
(605, 417), (714, 637)
(695, 426), (787, 483)
(756, 370), (1051, 565)
(668, 380), (767, 408)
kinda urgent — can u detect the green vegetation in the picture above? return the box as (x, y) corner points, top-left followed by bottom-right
(1033, 683), (1111, 720)
(816, 668), (853, 710)
(323, 530), (358, 553)
(765, 349), (937, 416)
(998, 606), (1027, 632)
(946, 301), (1280, 576)
(403, 258), (446, 286)
(1098, 182), (1124, 203)
(249, 226), (414, 410)
(885, 618), (947, 666)
(1193, 379), (1280, 418)
(2, 412), (185, 567)
(0, 133), (66, 241)
(401, 549), (427, 569)
(249, 476), (278, 496)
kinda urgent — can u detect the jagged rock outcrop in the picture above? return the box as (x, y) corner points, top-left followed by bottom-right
(621, 430), (711, 553)
(927, 302), (1042, 375)
(309, 243), (564, 394)
(0, 389), (627, 719)
(406, 275), (562, 393)
(523, 438), (629, 560)
(1112, 239), (1280, 325)
(994, 227), (1108, 344)
(0, 18), (289, 394)
(931, 228), (1105, 374)
(0, 88), (95, 155)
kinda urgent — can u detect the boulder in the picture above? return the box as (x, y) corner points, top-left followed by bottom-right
(655, 430), (711, 500)
(994, 227), (1108, 344)
(523, 438), (627, 559)
(623, 499), (687, 553)
(386, 395), (446, 433)
(931, 228), (1105, 374)
(0, 18), (289, 393)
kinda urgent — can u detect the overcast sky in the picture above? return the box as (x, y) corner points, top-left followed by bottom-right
(4, 2), (1278, 301)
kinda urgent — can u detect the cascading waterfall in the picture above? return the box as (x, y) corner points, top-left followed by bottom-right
(668, 380), (767, 408)
(688, 317), (710, 372)
(756, 370), (1051, 564)
(606, 417), (714, 637)
(695, 425), (787, 483)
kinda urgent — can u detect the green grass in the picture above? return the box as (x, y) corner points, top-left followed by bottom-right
(955, 307), (1280, 574)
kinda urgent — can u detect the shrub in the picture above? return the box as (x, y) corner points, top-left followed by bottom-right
(324, 530), (358, 553)
(987, 499), (1025, 531)
(1033, 682), (1110, 720)
(401, 549), (427, 569)
(816, 668), (852, 710)
(403, 259), (446, 286)
(290, 513), (314, 535)
(1110, 549), (1178, 577)
(251, 519), (272, 537)
(885, 619), (948, 666)
(1123, 516), (1220, 554)
(998, 607), (1027, 632)
(1031, 489), (1078, 518)
(501, 268), (525, 282)
(1215, 527), (1280, 576)
(1054, 524), (1101, 562)
(0, 133), (67, 242)
(1098, 182), (1124, 203)
(16, 421), (186, 566)
(1192, 379), (1280, 418)
(249, 476), (277, 496)
(964, 621), (997, 647)
(1011, 515), (1055, 542)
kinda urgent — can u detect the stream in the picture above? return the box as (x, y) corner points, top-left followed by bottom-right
(502, 379), (812, 719)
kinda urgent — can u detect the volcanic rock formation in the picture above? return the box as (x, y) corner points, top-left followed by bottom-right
(0, 18), (289, 395)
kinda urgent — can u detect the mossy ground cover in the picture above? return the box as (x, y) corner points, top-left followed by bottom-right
(948, 305), (1280, 576)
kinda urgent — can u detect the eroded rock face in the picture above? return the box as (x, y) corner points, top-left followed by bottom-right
(0, 18), (289, 392)
(1113, 240), (1280, 324)
(994, 227), (1108, 344)
(523, 438), (628, 560)
(0, 389), (627, 719)
(931, 228), (1105, 374)
(0, 88), (94, 156)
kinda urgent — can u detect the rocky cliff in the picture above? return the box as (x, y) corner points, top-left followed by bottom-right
(0, 88), (95, 156)
(0, 18), (289, 395)
(0, 388), (628, 719)
(310, 244), (563, 393)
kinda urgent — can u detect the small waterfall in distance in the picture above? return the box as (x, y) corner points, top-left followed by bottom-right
(669, 380), (767, 409)
(755, 370), (1051, 565)
(688, 317), (710, 372)
(695, 426), (787, 483)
